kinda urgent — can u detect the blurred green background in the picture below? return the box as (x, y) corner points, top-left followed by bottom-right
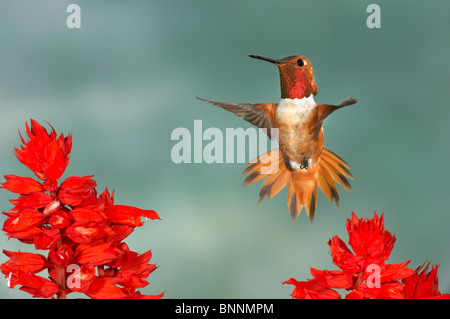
(0, 0), (449, 298)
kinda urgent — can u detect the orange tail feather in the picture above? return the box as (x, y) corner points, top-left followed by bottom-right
(242, 148), (353, 223)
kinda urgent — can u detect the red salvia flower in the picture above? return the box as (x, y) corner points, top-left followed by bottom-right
(284, 212), (449, 299)
(1, 120), (163, 299)
(403, 262), (450, 299)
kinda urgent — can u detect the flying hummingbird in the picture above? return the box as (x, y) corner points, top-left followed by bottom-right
(197, 55), (357, 222)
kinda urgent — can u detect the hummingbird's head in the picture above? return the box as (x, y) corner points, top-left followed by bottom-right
(249, 55), (317, 99)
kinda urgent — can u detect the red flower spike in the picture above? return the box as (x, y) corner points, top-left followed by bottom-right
(347, 212), (395, 264)
(1, 120), (162, 299)
(14, 120), (71, 180)
(285, 212), (449, 299)
(403, 263), (450, 299)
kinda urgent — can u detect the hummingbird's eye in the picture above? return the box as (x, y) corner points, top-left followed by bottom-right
(296, 59), (305, 67)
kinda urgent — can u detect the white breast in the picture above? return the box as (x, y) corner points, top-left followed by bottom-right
(276, 95), (317, 122)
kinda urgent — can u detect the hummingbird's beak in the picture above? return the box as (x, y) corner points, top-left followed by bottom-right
(249, 55), (285, 65)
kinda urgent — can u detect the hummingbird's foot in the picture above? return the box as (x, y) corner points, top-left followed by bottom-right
(299, 156), (310, 169)
(284, 156), (310, 170)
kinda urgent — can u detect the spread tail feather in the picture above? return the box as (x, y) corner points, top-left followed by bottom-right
(242, 148), (352, 223)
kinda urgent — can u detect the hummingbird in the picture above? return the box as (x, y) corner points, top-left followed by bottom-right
(197, 55), (357, 222)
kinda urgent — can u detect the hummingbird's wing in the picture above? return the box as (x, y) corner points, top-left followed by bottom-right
(196, 97), (277, 139)
(310, 97), (357, 139)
